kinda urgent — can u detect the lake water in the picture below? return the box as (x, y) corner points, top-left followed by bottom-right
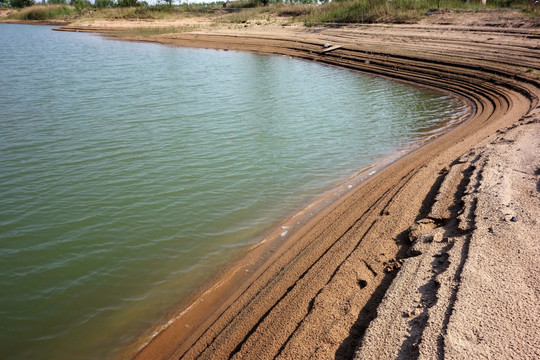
(0, 24), (469, 359)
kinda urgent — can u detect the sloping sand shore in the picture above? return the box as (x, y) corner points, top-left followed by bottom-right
(56, 12), (540, 359)
(357, 109), (540, 360)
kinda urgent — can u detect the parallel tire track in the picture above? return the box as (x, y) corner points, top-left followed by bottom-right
(123, 21), (540, 360)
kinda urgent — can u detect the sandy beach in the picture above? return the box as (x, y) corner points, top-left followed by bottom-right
(49, 10), (540, 359)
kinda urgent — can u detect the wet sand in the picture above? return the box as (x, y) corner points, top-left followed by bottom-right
(53, 10), (540, 359)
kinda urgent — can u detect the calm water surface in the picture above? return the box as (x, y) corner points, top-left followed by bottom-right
(0, 24), (468, 359)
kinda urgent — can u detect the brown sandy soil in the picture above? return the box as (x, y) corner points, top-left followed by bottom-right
(0, 9), (19, 19)
(356, 110), (540, 360)
(55, 10), (540, 360)
(0, 9), (13, 17)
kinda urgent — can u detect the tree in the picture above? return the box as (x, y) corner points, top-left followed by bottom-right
(9, 0), (34, 8)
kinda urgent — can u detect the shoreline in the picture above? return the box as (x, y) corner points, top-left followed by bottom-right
(32, 13), (540, 359)
(126, 21), (539, 359)
(126, 89), (472, 359)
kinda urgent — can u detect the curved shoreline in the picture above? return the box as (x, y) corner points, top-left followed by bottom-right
(130, 24), (539, 360)
(58, 17), (539, 359)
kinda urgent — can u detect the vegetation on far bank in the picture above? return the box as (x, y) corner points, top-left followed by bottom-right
(1, 0), (538, 25)
(315, 0), (539, 24)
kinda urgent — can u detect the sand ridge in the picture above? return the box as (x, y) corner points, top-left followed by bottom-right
(55, 12), (540, 360)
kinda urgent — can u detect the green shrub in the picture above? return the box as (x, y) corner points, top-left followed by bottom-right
(71, 0), (90, 13)
(226, 0), (260, 9)
(117, 0), (138, 7)
(9, 0), (34, 8)
(95, 0), (114, 8)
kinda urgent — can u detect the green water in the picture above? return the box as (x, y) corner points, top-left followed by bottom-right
(0, 24), (468, 359)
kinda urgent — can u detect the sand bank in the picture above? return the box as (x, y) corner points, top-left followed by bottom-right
(357, 105), (540, 360)
(57, 11), (540, 359)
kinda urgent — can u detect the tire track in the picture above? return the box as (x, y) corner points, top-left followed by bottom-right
(192, 170), (417, 359)
(122, 20), (540, 360)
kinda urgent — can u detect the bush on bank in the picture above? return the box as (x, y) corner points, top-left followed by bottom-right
(304, 0), (538, 25)
(2, 0), (537, 22)
(5, 4), (76, 19)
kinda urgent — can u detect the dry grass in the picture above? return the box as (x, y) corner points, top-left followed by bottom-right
(108, 24), (199, 37)
(2, 0), (537, 25)
(6, 4), (76, 21)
